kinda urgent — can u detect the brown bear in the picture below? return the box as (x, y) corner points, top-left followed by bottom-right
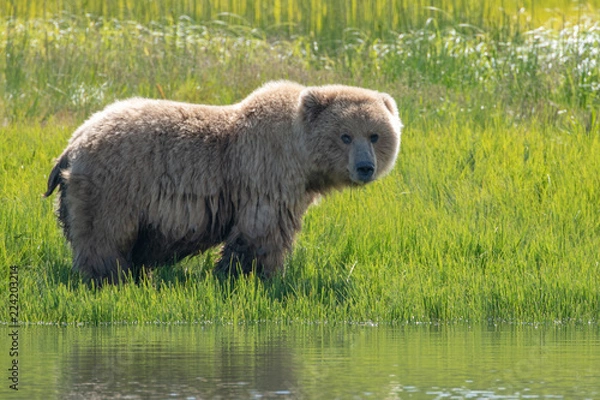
(44, 81), (402, 284)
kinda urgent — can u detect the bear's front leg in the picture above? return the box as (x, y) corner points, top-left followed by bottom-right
(214, 233), (287, 279)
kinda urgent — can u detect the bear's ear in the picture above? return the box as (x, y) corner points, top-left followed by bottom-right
(381, 93), (399, 118)
(299, 88), (334, 124)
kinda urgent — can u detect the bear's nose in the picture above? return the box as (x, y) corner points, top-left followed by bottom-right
(355, 161), (375, 181)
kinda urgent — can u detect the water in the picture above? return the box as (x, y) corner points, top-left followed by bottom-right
(2, 323), (599, 399)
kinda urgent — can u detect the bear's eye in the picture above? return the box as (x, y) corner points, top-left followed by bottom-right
(370, 134), (379, 143)
(341, 134), (352, 144)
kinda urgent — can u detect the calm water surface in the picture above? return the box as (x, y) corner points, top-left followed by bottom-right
(2, 323), (599, 399)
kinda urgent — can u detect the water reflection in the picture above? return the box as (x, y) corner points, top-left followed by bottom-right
(2, 323), (599, 399)
(61, 325), (298, 399)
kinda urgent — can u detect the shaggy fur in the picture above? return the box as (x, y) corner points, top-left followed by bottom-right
(45, 81), (403, 284)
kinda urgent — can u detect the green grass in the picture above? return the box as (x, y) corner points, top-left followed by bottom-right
(1, 1), (599, 325)
(2, 6), (599, 125)
(4, 0), (599, 40)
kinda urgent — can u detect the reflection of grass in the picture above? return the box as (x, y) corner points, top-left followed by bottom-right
(14, 323), (600, 399)
(1, 3), (599, 324)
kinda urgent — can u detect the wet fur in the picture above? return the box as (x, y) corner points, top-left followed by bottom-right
(45, 81), (402, 284)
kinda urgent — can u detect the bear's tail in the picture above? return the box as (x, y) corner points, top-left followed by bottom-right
(44, 154), (70, 197)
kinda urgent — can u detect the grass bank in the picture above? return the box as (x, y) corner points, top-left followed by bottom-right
(1, 1), (599, 324)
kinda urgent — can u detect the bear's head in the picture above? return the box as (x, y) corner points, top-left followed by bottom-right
(299, 85), (402, 191)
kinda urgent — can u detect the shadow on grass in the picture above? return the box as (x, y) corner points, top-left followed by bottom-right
(43, 249), (219, 288)
(42, 246), (357, 322)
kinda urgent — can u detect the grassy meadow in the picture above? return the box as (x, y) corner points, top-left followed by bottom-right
(1, 0), (599, 325)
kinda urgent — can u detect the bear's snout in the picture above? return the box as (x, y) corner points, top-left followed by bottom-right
(355, 161), (375, 182)
(349, 138), (377, 184)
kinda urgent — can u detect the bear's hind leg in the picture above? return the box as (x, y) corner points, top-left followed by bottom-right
(72, 243), (134, 285)
(64, 172), (138, 285)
